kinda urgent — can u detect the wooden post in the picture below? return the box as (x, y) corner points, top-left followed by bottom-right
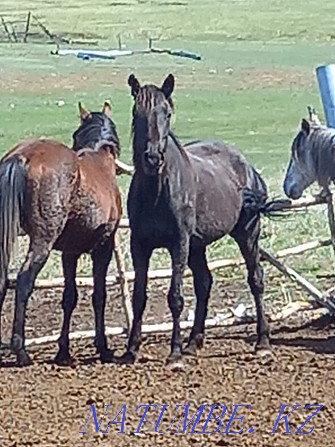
(113, 232), (133, 331)
(32, 15), (56, 42)
(325, 189), (335, 260)
(24, 12), (31, 43)
(1, 16), (13, 42)
(9, 22), (18, 43)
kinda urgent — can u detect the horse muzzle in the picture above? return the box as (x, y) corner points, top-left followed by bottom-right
(142, 151), (163, 175)
(283, 181), (302, 200)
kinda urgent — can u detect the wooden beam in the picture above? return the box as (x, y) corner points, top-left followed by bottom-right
(8, 238), (331, 290)
(23, 300), (316, 348)
(24, 12), (31, 43)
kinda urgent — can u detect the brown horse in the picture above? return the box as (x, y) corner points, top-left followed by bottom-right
(0, 102), (122, 366)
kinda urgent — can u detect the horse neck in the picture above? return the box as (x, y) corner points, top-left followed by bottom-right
(310, 128), (335, 186)
(165, 133), (190, 172)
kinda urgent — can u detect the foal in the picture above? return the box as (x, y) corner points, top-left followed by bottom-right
(0, 102), (122, 366)
(117, 74), (272, 365)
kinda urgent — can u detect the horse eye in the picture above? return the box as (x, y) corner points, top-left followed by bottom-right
(167, 112), (172, 119)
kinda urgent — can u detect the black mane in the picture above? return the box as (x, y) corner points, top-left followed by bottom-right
(72, 112), (120, 156)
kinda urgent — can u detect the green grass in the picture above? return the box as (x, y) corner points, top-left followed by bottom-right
(1, 0), (335, 294)
(2, 0), (335, 43)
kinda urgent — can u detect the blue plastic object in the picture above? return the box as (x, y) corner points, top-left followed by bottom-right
(316, 64), (335, 128)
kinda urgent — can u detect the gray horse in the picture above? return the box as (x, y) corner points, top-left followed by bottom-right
(284, 107), (335, 199)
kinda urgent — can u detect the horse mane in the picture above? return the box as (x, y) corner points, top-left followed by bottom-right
(308, 124), (335, 187)
(168, 131), (192, 165)
(72, 112), (120, 156)
(131, 115), (191, 168)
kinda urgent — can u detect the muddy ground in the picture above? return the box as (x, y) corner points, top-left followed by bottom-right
(0, 277), (335, 446)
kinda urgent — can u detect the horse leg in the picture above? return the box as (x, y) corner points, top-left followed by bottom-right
(115, 236), (152, 365)
(54, 253), (79, 365)
(11, 241), (51, 366)
(233, 219), (271, 353)
(184, 245), (213, 356)
(166, 236), (189, 365)
(91, 238), (115, 363)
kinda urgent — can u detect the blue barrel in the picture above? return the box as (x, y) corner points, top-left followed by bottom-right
(316, 65), (335, 128)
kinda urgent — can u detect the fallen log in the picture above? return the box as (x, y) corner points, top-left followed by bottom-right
(260, 248), (335, 313)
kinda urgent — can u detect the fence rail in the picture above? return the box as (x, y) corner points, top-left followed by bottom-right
(9, 188), (335, 347)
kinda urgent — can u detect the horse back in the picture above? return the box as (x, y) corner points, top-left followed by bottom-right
(3, 138), (77, 170)
(76, 148), (122, 224)
(2, 138), (79, 193)
(184, 140), (262, 241)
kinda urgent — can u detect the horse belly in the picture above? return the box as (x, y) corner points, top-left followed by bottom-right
(53, 217), (117, 253)
(195, 189), (242, 243)
(53, 192), (119, 253)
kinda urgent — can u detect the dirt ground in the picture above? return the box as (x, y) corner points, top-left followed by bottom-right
(0, 278), (335, 447)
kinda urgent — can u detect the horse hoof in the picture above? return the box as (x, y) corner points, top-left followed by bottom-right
(166, 355), (185, 372)
(0, 342), (10, 352)
(112, 351), (135, 365)
(17, 351), (32, 367)
(183, 345), (197, 357)
(100, 349), (115, 364)
(54, 352), (73, 366)
(255, 342), (273, 359)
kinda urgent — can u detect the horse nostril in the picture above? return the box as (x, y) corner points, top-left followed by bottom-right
(284, 183), (301, 200)
(144, 151), (159, 167)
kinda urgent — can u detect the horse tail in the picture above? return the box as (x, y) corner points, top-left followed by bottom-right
(0, 156), (27, 282)
(242, 167), (290, 230)
(243, 187), (290, 216)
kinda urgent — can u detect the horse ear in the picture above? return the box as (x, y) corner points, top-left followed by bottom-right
(78, 102), (90, 122)
(102, 101), (112, 117)
(128, 74), (141, 98)
(307, 105), (321, 125)
(301, 118), (310, 135)
(161, 74), (174, 98)
(307, 106), (314, 121)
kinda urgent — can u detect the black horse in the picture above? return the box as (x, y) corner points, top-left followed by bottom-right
(117, 74), (274, 366)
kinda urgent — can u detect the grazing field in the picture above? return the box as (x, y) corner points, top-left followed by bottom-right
(1, 0), (335, 445)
